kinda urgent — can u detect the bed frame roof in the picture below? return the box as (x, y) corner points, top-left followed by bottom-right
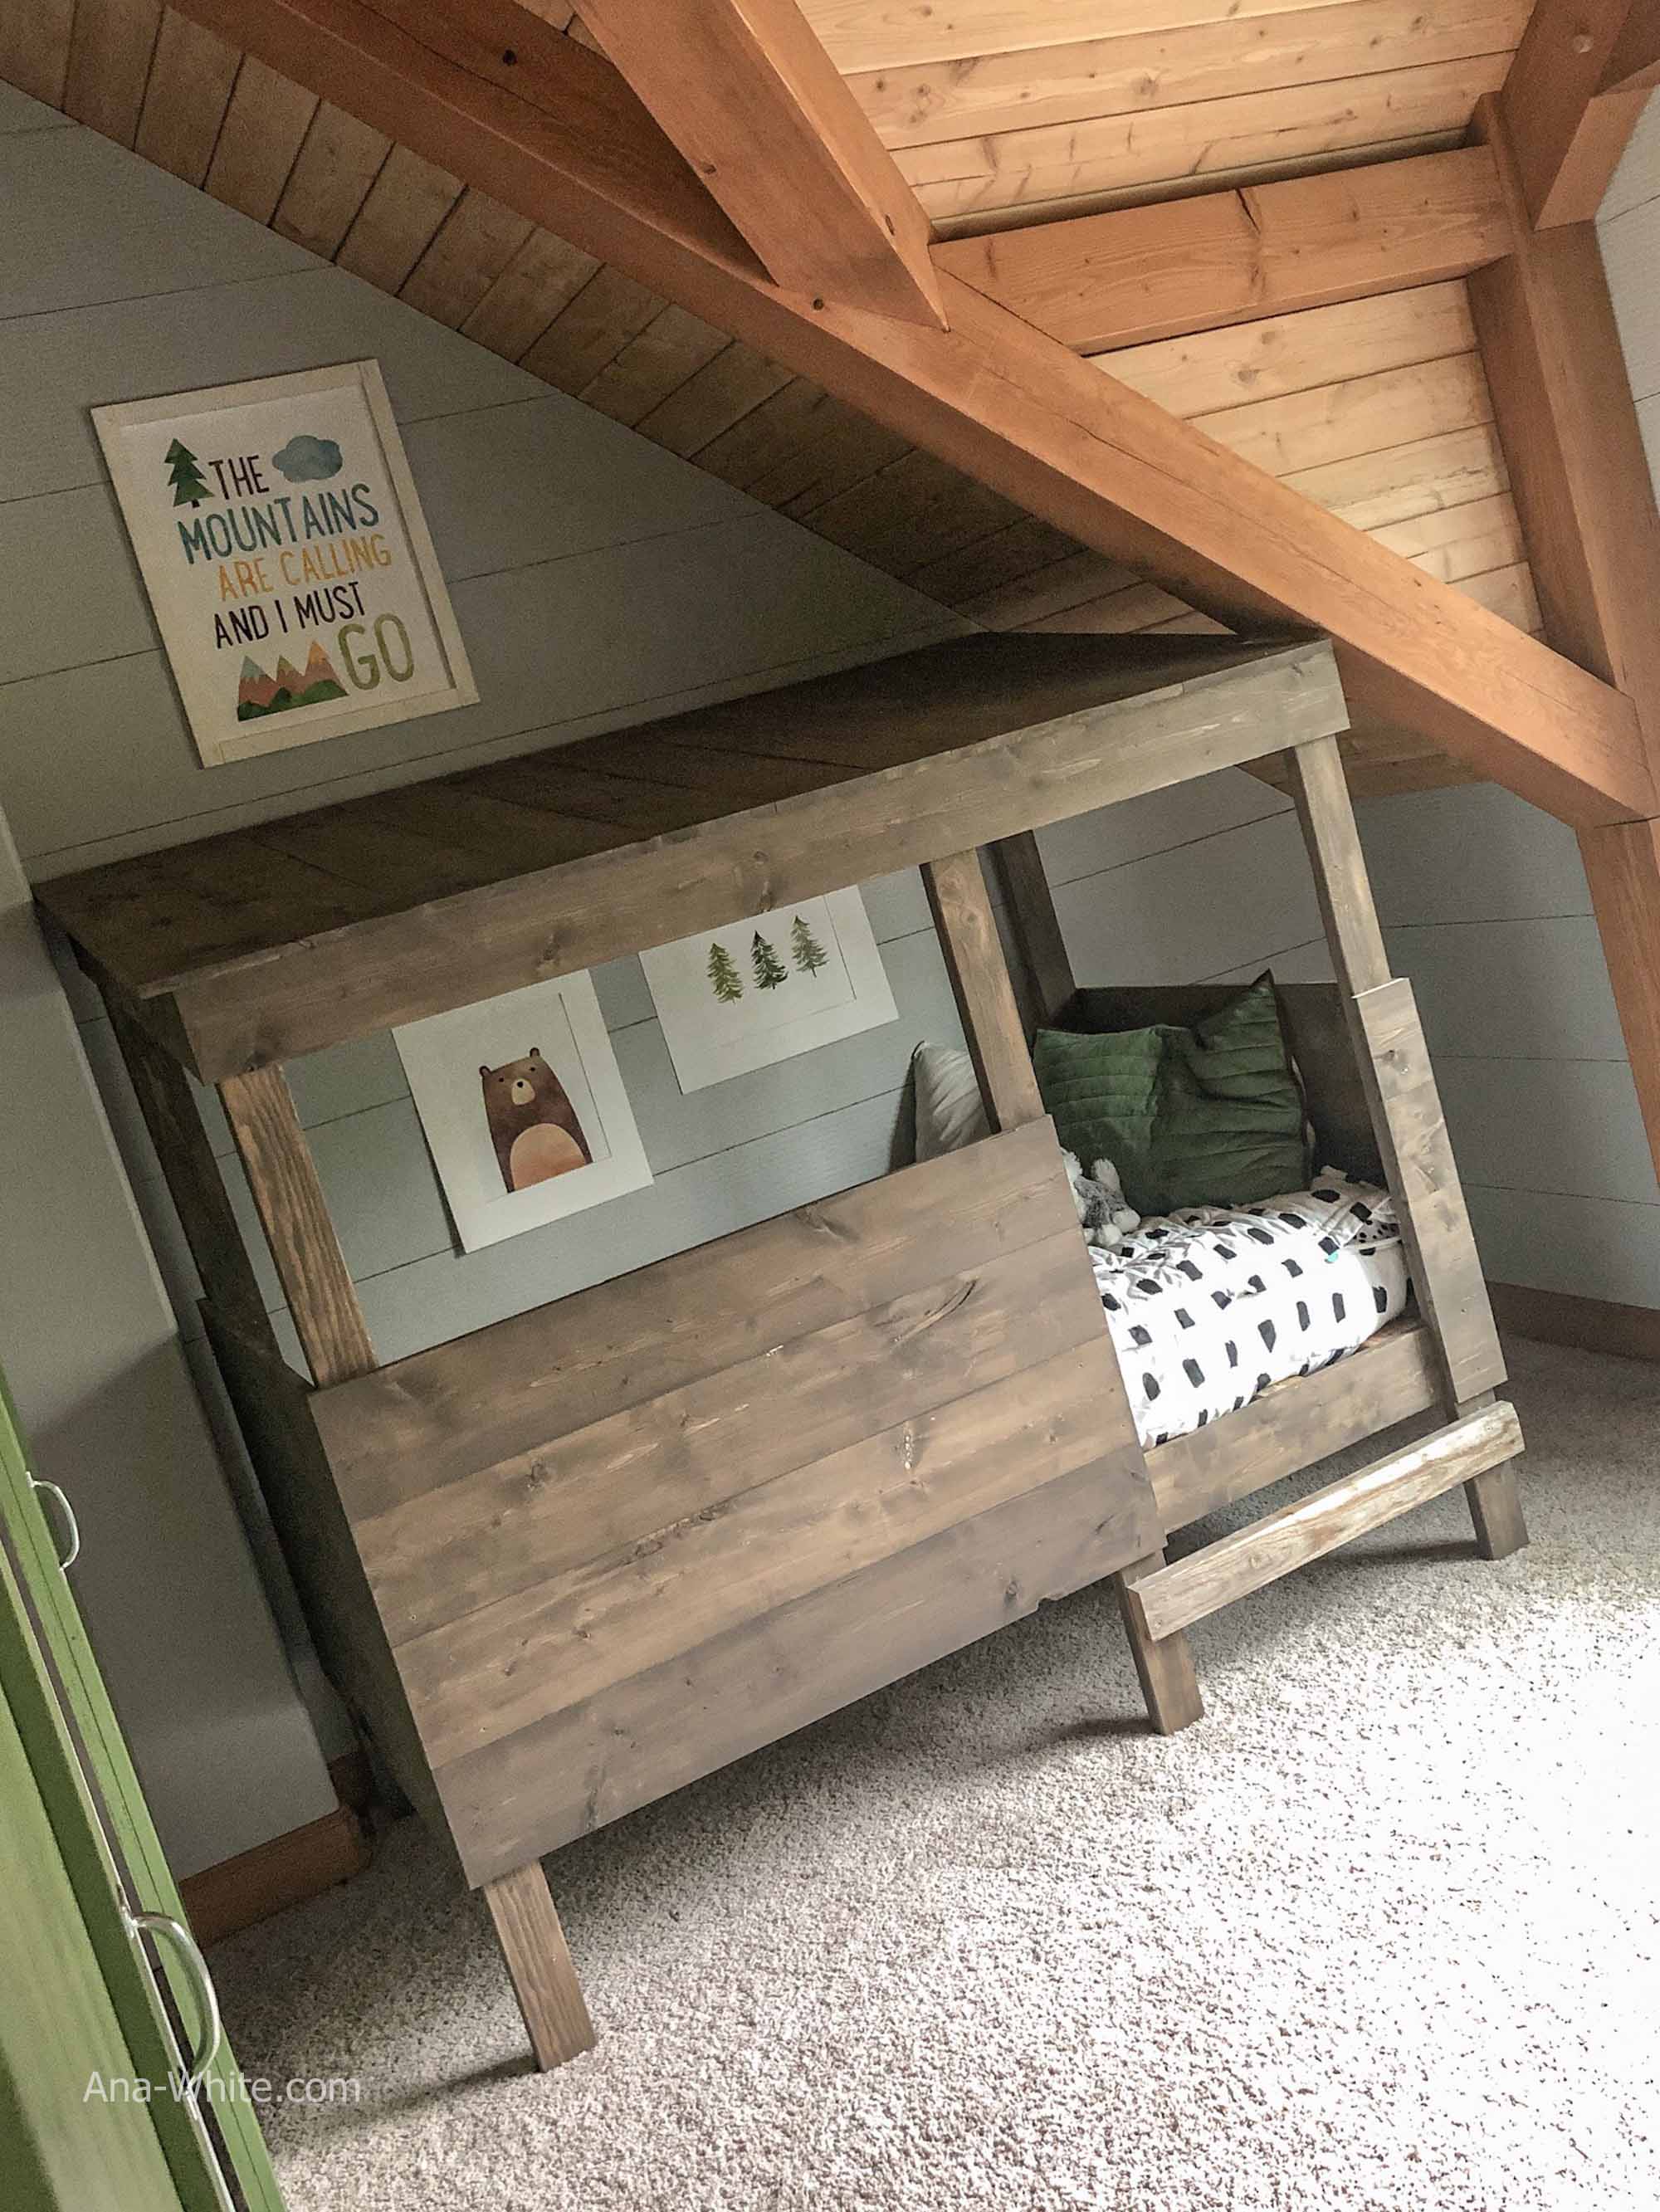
(37, 630), (1343, 1082)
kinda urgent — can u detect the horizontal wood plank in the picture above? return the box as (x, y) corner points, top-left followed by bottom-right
(935, 148), (1512, 354)
(321, 1121), (1078, 1517)
(399, 1249), (1118, 1766)
(1148, 1316), (1441, 1531)
(436, 1443), (1155, 1882)
(1130, 1400), (1524, 1639)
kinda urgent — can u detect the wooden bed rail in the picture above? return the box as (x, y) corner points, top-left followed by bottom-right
(1123, 1401), (1525, 1643)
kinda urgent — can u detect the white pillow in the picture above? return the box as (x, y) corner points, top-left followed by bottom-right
(911, 1042), (989, 1160)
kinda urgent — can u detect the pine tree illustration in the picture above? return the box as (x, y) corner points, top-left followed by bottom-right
(706, 940), (744, 1003)
(751, 930), (788, 991)
(164, 439), (210, 509)
(789, 913), (829, 974)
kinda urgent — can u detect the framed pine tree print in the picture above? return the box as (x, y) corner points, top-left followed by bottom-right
(640, 888), (897, 1092)
(92, 360), (475, 768)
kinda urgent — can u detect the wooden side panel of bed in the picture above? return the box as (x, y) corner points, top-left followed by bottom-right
(308, 1121), (1159, 1885)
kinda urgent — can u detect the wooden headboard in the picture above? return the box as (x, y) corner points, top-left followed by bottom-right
(1051, 982), (1384, 1188)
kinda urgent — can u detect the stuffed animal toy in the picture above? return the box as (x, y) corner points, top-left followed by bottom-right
(1062, 1150), (1141, 1249)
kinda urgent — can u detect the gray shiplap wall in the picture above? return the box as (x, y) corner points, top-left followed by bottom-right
(1350, 93), (1660, 1312)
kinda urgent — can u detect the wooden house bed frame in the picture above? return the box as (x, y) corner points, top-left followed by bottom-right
(36, 628), (1526, 2072)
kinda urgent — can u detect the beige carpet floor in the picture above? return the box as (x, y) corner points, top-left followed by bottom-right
(212, 1336), (1660, 2211)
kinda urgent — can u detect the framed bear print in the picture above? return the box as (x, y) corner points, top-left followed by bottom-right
(393, 971), (651, 1252)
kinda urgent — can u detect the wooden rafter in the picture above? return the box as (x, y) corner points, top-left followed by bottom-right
(933, 147), (1513, 354)
(1499, 0), (1659, 224)
(1602, 3), (1660, 91)
(123, 0), (1653, 828)
(1466, 90), (1660, 1189)
(574, 0), (945, 328)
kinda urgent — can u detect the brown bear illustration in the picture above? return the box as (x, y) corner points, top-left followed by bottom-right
(480, 1048), (592, 1193)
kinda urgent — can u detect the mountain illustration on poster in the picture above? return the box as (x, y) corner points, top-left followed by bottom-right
(236, 640), (348, 721)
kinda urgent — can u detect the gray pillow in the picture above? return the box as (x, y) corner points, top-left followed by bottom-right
(911, 1043), (989, 1160)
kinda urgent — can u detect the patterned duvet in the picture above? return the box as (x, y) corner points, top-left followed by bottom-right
(1089, 1170), (1409, 1450)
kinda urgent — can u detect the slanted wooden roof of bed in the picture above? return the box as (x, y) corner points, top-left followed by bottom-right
(37, 629), (1345, 1082)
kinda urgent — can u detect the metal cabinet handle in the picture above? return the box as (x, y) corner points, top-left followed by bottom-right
(126, 1911), (223, 2096)
(27, 1475), (81, 1571)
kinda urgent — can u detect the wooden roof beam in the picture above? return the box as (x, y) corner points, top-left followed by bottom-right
(565, 0), (946, 329)
(933, 147), (1515, 355)
(154, 0), (1651, 828)
(1602, 3), (1660, 90)
(1498, 0), (1660, 225)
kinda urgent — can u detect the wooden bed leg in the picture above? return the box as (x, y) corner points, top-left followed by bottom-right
(1465, 1463), (1529, 1560)
(483, 1862), (596, 2071)
(1115, 1552), (1204, 1735)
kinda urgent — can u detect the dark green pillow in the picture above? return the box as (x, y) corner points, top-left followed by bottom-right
(1033, 974), (1311, 1215)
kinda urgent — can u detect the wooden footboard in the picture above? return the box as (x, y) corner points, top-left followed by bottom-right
(296, 1120), (1156, 1885)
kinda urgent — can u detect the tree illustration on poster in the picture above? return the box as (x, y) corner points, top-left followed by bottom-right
(92, 360), (475, 770)
(790, 914), (829, 974)
(164, 438), (209, 508)
(751, 931), (788, 990)
(641, 891), (900, 1093)
(706, 940), (744, 1003)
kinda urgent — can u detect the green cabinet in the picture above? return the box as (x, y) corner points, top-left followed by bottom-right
(0, 1363), (286, 2211)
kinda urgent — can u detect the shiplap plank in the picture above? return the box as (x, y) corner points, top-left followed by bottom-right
(804, 0), (1342, 75)
(131, 7), (239, 184)
(1373, 492), (1525, 581)
(632, 344), (793, 457)
(1193, 353), (1492, 476)
(852, 0), (1530, 150)
(203, 56), (317, 222)
(575, 305), (731, 427)
(271, 100), (390, 258)
(691, 376), (840, 486)
(0, 7), (75, 105)
(398, 190), (535, 326)
(334, 144), (463, 291)
(1458, 561), (1542, 632)
(1388, 915), (1628, 1061)
(1287, 422), (1511, 530)
(1435, 1053), (1658, 1206)
(900, 55), (1512, 219)
(62, 0), (161, 144)
(1465, 1183), (1660, 1302)
(458, 227), (600, 358)
(0, 127), (311, 322)
(1100, 280), (1480, 414)
(1599, 198), (1660, 403)
(518, 264), (663, 391)
(1355, 782), (1590, 926)
(1, 266), (538, 505)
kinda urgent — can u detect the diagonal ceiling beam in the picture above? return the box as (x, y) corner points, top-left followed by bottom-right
(157, 0), (1652, 828)
(1498, 0), (1660, 224)
(573, 0), (946, 329)
(932, 146), (1513, 354)
(1602, 2), (1660, 90)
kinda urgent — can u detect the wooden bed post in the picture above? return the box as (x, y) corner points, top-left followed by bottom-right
(214, 1063), (596, 2069)
(931, 842), (1205, 1734)
(921, 848), (1044, 1130)
(989, 830), (1075, 1029)
(1287, 738), (1527, 1561)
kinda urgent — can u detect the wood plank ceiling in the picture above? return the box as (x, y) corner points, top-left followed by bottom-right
(7, 0), (1549, 791)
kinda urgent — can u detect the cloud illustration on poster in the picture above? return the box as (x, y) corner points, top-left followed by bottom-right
(271, 433), (344, 483)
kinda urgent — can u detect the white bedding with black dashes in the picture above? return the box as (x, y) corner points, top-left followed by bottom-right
(1090, 1170), (1409, 1450)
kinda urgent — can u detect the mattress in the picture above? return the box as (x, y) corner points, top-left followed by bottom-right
(1089, 1169), (1410, 1450)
